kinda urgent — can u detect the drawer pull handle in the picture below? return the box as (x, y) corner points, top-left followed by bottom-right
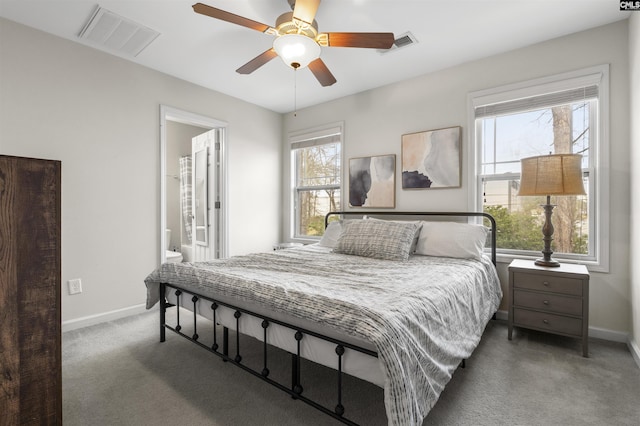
(543, 281), (550, 287)
(543, 319), (549, 324)
(543, 300), (550, 305)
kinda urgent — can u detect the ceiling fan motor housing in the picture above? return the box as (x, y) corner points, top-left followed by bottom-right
(275, 12), (318, 38)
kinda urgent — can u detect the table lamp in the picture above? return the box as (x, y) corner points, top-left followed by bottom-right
(518, 154), (586, 267)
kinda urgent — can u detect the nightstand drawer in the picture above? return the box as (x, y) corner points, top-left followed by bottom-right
(513, 289), (582, 316)
(512, 272), (582, 296)
(514, 309), (582, 336)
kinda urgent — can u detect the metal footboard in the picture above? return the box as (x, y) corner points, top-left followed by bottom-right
(159, 282), (378, 426)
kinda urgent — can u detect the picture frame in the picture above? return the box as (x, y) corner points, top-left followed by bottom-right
(348, 154), (396, 208)
(401, 126), (462, 189)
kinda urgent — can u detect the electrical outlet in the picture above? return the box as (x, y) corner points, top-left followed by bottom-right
(68, 278), (82, 295)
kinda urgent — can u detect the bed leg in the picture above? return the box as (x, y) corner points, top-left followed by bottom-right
(460, 359), (466, 369)
(335, 345), (345, 417)
(291, 331), (303, 398)
(291, 353), (299, 400)
(222, 326), (229, 361)
(159, 283), (166, 343)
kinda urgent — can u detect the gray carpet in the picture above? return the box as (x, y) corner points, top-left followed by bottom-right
(62, 309), (640, 425)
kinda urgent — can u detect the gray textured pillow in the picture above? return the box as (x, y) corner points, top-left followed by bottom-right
(364, 216), (421, 253)
(334, 219), (422, 261)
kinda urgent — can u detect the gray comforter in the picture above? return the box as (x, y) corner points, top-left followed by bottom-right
(145, 247), (502, 426)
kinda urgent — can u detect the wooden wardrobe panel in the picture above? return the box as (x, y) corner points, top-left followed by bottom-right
(0, 157), (20, 424)
(0, 155), (62, 425)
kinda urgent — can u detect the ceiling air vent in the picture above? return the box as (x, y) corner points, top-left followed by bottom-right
(380, 31), (418, 54)
(78, 6), (160, 57)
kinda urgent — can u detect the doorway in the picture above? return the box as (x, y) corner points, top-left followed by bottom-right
(160, 105), (228, 265)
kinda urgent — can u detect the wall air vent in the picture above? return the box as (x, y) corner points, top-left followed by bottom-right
(78, 6), (160, 57)
(380, 31), (418, 54)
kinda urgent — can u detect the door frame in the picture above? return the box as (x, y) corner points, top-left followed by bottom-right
(160, 105), (228, 264)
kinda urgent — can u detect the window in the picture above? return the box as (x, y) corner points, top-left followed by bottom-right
(469, 66), (609, 269)
(290, 124), (342, 239)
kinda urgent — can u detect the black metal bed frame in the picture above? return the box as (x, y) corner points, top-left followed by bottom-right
(159, 282), (376, 425)
(159, 211), (497, 425)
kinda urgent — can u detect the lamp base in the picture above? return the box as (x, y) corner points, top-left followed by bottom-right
(534, 258), (561, 267)
(535, 196), (560, 268)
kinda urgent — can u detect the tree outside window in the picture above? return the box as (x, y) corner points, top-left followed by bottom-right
(292, 132), (341, 238)
(478, 97), (593, 258)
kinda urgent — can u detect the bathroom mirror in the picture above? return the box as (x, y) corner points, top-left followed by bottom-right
(194, 145), (208, 246)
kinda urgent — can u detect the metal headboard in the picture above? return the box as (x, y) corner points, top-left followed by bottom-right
(325, 211), (497, 266)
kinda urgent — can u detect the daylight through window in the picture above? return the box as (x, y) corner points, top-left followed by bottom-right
(471, 67), (608, 266)
(291, 126), (342, 238)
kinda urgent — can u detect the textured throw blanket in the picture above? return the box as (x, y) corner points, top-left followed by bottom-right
(145, 247), (501, 426)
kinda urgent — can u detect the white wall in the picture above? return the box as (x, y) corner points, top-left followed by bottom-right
(283, 20), (632, 335)
(0, 18), (282, 322)
(629, 13), (640, 360)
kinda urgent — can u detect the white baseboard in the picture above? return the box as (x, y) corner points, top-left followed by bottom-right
(629, 338), (640, 370)
(588, 326), (629, 343)
(495, 310), (631, 344)
(62, 303), (148, 333)
(62, 306), (640, 369)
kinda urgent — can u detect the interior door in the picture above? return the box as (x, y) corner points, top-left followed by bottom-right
(160, 105), (228, 265)
(191, 129), (217, 262)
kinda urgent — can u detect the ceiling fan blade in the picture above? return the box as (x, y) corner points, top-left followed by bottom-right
(193, 2), (273, 33)
(236, 49), (279, 74)
(321, 32), (395, 49)
(292, 0), (320, 26)
(308, 58), (336, 87)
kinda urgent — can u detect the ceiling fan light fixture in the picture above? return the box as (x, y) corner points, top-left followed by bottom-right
(273, 34), (321, 69)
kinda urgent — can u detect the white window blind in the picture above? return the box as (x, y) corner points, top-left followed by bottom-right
(475, 85), (599, 118)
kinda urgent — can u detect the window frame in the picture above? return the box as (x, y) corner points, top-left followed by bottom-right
(289, 122), (344, 242)
(467, 65), (609, 272)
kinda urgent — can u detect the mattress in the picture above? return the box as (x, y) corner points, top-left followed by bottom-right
(145, 244), (502, 425)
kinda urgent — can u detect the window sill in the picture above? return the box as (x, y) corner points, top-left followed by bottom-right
(290, 237), (320, 245)
(495, 253), (608, 273)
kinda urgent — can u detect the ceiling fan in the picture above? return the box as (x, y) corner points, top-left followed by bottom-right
(192, 0), (395, 86)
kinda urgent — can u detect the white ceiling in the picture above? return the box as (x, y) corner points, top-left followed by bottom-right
(0, 1), (630, 113)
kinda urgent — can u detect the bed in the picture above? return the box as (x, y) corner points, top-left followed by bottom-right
(145, 211), (502, 426)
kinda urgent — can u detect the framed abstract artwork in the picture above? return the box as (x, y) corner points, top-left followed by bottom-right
(401, 126), (461, 189)
(349, 154), (395, 208)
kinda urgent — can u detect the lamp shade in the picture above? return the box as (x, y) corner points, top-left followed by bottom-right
(518, 154), (586, 196)
(273, 34), (321, 69)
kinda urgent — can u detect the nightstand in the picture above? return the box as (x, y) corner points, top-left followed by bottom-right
(508, 259), (590, 357)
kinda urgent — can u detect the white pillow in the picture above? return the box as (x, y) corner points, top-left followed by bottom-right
(318, 221), (342, 248)
(415, 221), (489, 260)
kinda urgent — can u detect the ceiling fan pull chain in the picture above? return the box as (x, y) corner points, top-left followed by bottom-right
(293, 63), (299, 117)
